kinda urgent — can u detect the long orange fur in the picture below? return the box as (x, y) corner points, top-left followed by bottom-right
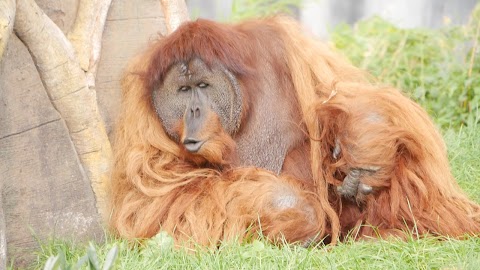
(108, 17), (480, 246)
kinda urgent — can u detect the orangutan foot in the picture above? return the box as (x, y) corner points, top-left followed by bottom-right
(336, 168), (375, 199)
(333, 140), (376, 200)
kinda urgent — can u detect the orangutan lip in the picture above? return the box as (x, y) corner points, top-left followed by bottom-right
(183, 138), (204, 153)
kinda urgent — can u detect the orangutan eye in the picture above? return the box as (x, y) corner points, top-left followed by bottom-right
(178, 86), (191, 92)
(197, 82), (209, 88)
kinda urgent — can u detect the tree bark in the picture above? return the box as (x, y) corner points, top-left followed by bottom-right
(14, 0), (112, 217)
(0, 197), (6, 270)
(0, 2), (15, 268)
(0, 0), (15, 61)
(68, 0), (112, 87)
(161, 0), (190, 34)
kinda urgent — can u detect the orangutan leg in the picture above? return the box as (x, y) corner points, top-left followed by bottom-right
(223, 170), (330, 245)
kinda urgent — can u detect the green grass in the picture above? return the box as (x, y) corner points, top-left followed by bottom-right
(28, 236), (480, 269)
(445, 114), (480, 202)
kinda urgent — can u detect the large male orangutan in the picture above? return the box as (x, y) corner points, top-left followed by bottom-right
(108, 17), (480, 246)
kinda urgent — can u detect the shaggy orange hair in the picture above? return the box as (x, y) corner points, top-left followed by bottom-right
(108, 17), (480, 246)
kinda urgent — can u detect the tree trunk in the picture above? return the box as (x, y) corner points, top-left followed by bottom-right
(161, 0), (190, 33)
(0, 2), (16, 268)
(14, 0), (112, 217)
(0, 0), (15, 61)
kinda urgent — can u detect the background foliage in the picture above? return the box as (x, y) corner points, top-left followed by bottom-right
(231, 0), (302, 21)
(330, 4), (480, 128)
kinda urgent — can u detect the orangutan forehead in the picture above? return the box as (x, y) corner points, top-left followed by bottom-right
(173, 58), (213, 80)
(179, 62), (189, 75)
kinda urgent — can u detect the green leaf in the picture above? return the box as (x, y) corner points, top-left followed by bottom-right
(87, 243), (100, 270)
(43, 256), (60, 270)
(73, 254), (89, 270)
(102, 245), (119, 270)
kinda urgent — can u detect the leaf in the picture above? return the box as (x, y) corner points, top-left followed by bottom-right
(149, 231), (174, 251)
(102, 245), (119, 270)
(55, 247), (68, 269)
(73, 254), (89, 270)
(87, 243), (100, 270)
(43, 255), (60, 270)
(251, 240), (265, 252)
(241, 240), (265, 258)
